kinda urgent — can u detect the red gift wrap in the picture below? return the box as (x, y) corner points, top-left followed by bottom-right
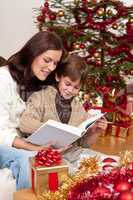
(30, 148), (68, 195)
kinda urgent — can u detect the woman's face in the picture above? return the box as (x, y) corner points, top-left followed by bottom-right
(31, 50), (62, 81)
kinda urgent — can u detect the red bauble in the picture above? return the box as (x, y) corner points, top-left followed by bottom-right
(126, 21), (133, 36)
(37, 15), (44, 22)
(102, 157), (117, 164)
(92, 186), (112, 198)
(44, 2), (49, 7)
(80, 43), (85, 49)
(118, 191), (133, 200)
(114, 180), (132, 193)
(49, 13), (56, 20)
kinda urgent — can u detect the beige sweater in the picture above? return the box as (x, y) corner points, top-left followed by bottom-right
(20, 86), (88, 134)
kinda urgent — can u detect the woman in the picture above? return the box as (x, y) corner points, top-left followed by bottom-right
(0, 31), (64, 189)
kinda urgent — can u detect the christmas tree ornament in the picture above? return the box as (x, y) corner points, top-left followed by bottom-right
(94, 52), (100, 58)
(92, 186), (112, 198)
(44, 1), (49, 7)
(58, 10), (64, 17)
(112, 23), (118, 29)
(35, 0), (133, 97)
(118, 191), (133, 200)
(107, 9), (113, 16)
(49, 13), (56, 20)
(80, 43), (85, 49)
(126, 21), (133, 35)
(73, 42), (80, 49)
(129, 18), (133, 23)
(114, 180), (132, 193)
(37, 15), (44, 22)
(97, 7), (105, 16)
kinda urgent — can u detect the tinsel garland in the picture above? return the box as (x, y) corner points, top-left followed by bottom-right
(38, 151), (133, 200)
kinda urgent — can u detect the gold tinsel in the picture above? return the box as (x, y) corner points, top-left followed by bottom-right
(74, 156), (100, 181)
(37, 152), (133, 199)
(119, 151), (133, 167)
(37, 177), (74, 200)
(37, 156), (100, 200)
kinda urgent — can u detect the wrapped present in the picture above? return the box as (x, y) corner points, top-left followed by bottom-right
(30, 148), (68, 195)
(109, 125), (129, 138)
(123, 75), (133, 94)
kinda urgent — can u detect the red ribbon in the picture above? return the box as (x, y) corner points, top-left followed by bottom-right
(35, 148), (62, 167)
(115, 126), (120, 137)
(32, 148), (62, 192)
(49, 172), (58, 192)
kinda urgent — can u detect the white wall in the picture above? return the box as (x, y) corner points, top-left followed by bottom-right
(0, 0), (44, 59)
(0, 0), (132, 58)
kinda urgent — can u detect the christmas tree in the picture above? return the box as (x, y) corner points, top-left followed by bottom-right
(34, 0), (133, 98)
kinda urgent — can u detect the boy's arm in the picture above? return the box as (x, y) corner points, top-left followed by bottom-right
(19, 92), (44, 134)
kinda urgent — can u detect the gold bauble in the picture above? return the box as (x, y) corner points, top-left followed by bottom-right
(130, 112), (133, 120)
(107, 9), (113, 16)
(129, 18), (133, 23)
(73, 42), (80, 49)
(94, 52), (100, 58)
(83, 93), (90, 101)
(58, 10), (64, 17)
(97, 7), (104, 16)
(112, 23), (118, 29)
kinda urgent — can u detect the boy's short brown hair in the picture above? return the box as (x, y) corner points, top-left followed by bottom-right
(56, 54), (88, 87)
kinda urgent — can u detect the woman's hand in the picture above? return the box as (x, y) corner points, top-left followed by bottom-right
(12, 136), (50, 151)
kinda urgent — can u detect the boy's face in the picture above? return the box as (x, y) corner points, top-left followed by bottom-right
(57, 76), (81, 100)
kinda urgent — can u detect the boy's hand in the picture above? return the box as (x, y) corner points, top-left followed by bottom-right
(80, 117), (108, 146)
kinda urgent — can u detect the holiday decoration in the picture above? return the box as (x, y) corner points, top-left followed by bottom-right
(38, 151), (133, 200)
(30, 148), (68, 195)
(34, 0), (133, 96)
(109, 124), (129, 138)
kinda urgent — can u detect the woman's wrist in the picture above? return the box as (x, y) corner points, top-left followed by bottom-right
(12, 136), (44, 151)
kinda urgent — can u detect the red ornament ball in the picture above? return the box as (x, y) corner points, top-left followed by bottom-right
(44, 2), (49, 7)
(80, 43), (85, 49)
(114, 180), (132, 193)
(118, 191), (133, 200)
(102, 157), (117, 164)
(92, 186), (112, 198)
(37, 15), (44, 22)
(49, 13), (56, 20)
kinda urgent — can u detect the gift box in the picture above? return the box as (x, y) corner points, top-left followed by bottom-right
(123, 75), (133, 94)
(109, 125), (129, 138)
(30, 150), (68, 195)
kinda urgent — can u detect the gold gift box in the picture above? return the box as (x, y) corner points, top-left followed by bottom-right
(128, 126), (133, 134)
(110, 125), (128, 138)
(30, 157), (68, 195)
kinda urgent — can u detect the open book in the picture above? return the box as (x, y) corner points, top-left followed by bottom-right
(26, 113), (104, 147)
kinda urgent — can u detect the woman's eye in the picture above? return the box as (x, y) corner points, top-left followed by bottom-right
(43, 58), (50, 63)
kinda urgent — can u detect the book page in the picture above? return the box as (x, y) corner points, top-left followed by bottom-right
(78, 112), (105, 132)
(26, 113), (105, 147)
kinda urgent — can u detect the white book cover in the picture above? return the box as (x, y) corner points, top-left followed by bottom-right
(26, 112), (104, 147)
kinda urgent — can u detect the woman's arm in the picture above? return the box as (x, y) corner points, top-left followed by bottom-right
(20, 92), (44, 134)
(12, 136), (45, 151)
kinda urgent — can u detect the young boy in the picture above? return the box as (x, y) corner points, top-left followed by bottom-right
(20, 54), (106, 148)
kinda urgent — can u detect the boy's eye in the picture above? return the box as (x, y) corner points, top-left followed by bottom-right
(75, 86), (80, 90)
(65, 82), (71, 86)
